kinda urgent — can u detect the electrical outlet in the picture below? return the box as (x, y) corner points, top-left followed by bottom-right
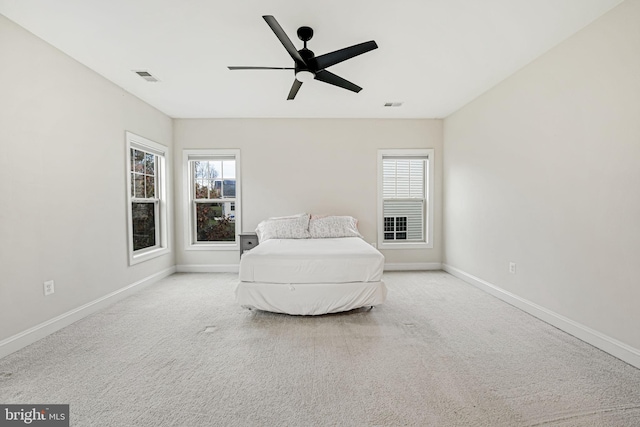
(509, 262), (517, 274)
(371, 242), (377, 248)
(44, 280), (55, 296)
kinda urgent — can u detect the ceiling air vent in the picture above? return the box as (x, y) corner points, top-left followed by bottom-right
(384, 102), (403, 107)
(133, 70), (159, 82)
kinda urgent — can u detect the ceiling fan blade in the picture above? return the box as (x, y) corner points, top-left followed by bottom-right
(314, 41), (378, 70)
(287, 79), (303, 100)
(263, 15), (306, 66)
(228, 66), (294, 70)
(314, 70), (362, 93)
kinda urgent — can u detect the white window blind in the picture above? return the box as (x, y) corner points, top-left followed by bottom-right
(382, 157), (427, 242)
(383, 158), (425, 199)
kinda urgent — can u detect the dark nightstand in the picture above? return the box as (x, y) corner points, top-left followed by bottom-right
(239, 232), (259, 257)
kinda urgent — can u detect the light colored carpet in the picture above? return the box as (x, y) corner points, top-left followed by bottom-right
(1, 271), (639, 426)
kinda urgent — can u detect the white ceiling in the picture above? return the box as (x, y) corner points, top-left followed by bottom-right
(0, 0), (623, 119)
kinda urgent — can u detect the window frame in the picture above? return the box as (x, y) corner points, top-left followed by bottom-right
(125, 132), (170, 265)
(183, 149), (241, 251)
(377, 149), (434, 250)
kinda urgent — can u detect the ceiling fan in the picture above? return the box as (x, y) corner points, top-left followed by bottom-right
(228, 15), (378, 100)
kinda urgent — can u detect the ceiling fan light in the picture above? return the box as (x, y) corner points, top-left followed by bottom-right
(295, 70), (315, 83)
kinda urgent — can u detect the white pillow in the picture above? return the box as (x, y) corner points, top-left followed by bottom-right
(309, 215), (362, 238)
(255, 213), (311, 242)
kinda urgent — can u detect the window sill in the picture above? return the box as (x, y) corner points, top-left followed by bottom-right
(378, 242), (433, 250)
(186, 243), (239, 251)
(129, 246), (170, 265)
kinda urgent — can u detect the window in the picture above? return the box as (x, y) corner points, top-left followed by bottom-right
(377, 149), (434, 249)
(126, 132), (169, 264)
(183, 150), (241, 249)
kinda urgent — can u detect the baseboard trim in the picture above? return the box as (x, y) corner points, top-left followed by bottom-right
(176, 264), (239, 273)
(384, 262), (442, 271)
(0, 266), (176, 359)
(442, 263), (640, 369)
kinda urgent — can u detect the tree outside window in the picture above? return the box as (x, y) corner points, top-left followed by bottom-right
(192, 159), (237, 243)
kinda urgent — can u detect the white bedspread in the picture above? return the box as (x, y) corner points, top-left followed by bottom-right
(235, 281), (387, 315)
(239, 237), (384, 284)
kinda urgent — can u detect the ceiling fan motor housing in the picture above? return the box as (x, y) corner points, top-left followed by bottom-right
(296, 48), (317, 75)
(295, 26), (317, 76)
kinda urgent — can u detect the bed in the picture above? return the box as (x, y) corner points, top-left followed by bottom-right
(235, 214), (387, 315)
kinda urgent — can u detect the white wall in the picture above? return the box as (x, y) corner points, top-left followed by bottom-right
(443, 0), (640, 352)
(173, 119), (443, 268)
(0, 15), (174, 342)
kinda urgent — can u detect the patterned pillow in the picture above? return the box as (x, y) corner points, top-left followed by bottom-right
(255, 213), (311, 242)
(309, 215), (363, 238)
